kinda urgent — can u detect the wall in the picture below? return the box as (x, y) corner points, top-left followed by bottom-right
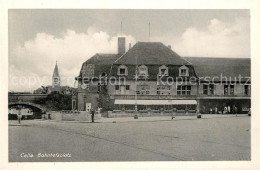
(49, 111), (101, 121)
(77, 91), (99, 111)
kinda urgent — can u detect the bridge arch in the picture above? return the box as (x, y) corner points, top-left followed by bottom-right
(8, 102), (46, 113)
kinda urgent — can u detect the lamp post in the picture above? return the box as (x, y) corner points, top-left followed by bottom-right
(134, 54), (138, 119)
(134, 65), (138, 119)
(196, 78), (201, 118)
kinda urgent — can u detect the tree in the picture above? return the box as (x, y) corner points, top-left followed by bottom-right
(45, 92), (72, 111)
(33, 86), (48, 94)
(97, 84), (114, 111)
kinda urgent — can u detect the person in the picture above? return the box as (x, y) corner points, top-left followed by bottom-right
(234, 106), (238, 116)
(17, 109), (22, 124)
(227, 105), (231, 114)
(91, 109), (95, 123)
(215, 106), (218, 114)
(223, 106), (227, 114)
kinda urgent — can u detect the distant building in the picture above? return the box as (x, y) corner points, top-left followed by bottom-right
(47, 61), (61, 94)
(75, 37), (251, 114)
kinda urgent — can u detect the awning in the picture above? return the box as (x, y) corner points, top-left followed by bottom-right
(114, 100), (197, 105)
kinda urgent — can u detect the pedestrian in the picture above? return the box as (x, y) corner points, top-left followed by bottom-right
(227, 105), (231, 114)
(234, 106), (238, 116)
(91, 109), (95, 123)
(223, 106), (227, 114)
(209, 107), (212, 114)
(17, 109), (22, 124)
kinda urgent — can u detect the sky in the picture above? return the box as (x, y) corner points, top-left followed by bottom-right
(8, 9), (250, 92)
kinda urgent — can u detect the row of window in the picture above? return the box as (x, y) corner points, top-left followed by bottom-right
(203, 84), (251, 95)
(117, 65), (189, 77)
(113, 84), (251, 95)
(114, 85), (191, 95)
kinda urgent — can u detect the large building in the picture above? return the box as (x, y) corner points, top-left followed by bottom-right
(75, 37), (251, 114)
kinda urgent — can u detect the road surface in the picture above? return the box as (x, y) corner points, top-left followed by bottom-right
(9, 115), (250, 161)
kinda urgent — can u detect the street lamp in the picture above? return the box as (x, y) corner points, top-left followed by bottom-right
(134, 65), (138, 119)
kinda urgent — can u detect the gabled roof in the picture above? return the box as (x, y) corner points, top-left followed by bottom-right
(114, 42), (191, 65)
(183, 57), (251, 81)
(52, 62), (60, 77)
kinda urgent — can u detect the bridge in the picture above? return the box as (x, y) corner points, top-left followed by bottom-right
(8, 93), (48, 113)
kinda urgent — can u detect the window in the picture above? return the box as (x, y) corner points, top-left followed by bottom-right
(177, 85), (191, 95)
(138, 65), (148, 76)
(136, 85), (150, 95)
(115, 85), (130, 95)
(98, 83), (101, 92)
(120, 68), (125, 74)
(115, 85), (119, 94)
(117, 65), (128, 76)
(244, 85), (250, 95)
(157, 85), (171, 95)
(181, 69), (187, 75)
(159, 65), (168, 76)
(203, 84), (214, 95)
(179, 65), (189, 76)
(224, 85), (228, 95)
(203, 84), (208, 95)
(209, 84), (214, 95)
(230, 85), (234, 95)
(224, 85), (235, 95)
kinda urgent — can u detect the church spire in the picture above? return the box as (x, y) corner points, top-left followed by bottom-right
(52, 61), (60, 89)
(53, 61), (60, 77)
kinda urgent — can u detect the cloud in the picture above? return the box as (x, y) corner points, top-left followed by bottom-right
(9, 18), (250, 92)
(171, 17), (250, 58)
(9, 27), (136, 92)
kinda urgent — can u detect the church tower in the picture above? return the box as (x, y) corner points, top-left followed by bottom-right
(52, 61), (61, 91)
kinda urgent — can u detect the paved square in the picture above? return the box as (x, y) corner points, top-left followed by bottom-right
(9, 115), (250, 161)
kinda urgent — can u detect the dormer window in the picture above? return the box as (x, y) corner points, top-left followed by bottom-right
(179, 65), (189, 76)
(159, 65), (168, 76)
(138, 65), (148, 76)
(117, 65), (128, 76)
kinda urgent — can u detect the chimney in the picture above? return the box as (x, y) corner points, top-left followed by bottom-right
(129, 43), (132, 50)
(118, 37), (126, 54)
(167, 45), (171, 49)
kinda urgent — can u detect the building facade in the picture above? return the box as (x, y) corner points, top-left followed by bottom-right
(75, 37), (251, 114)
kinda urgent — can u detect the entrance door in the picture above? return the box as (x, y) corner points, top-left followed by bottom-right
(120, 85), (125, 94)
(86, 103), (91, 112)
